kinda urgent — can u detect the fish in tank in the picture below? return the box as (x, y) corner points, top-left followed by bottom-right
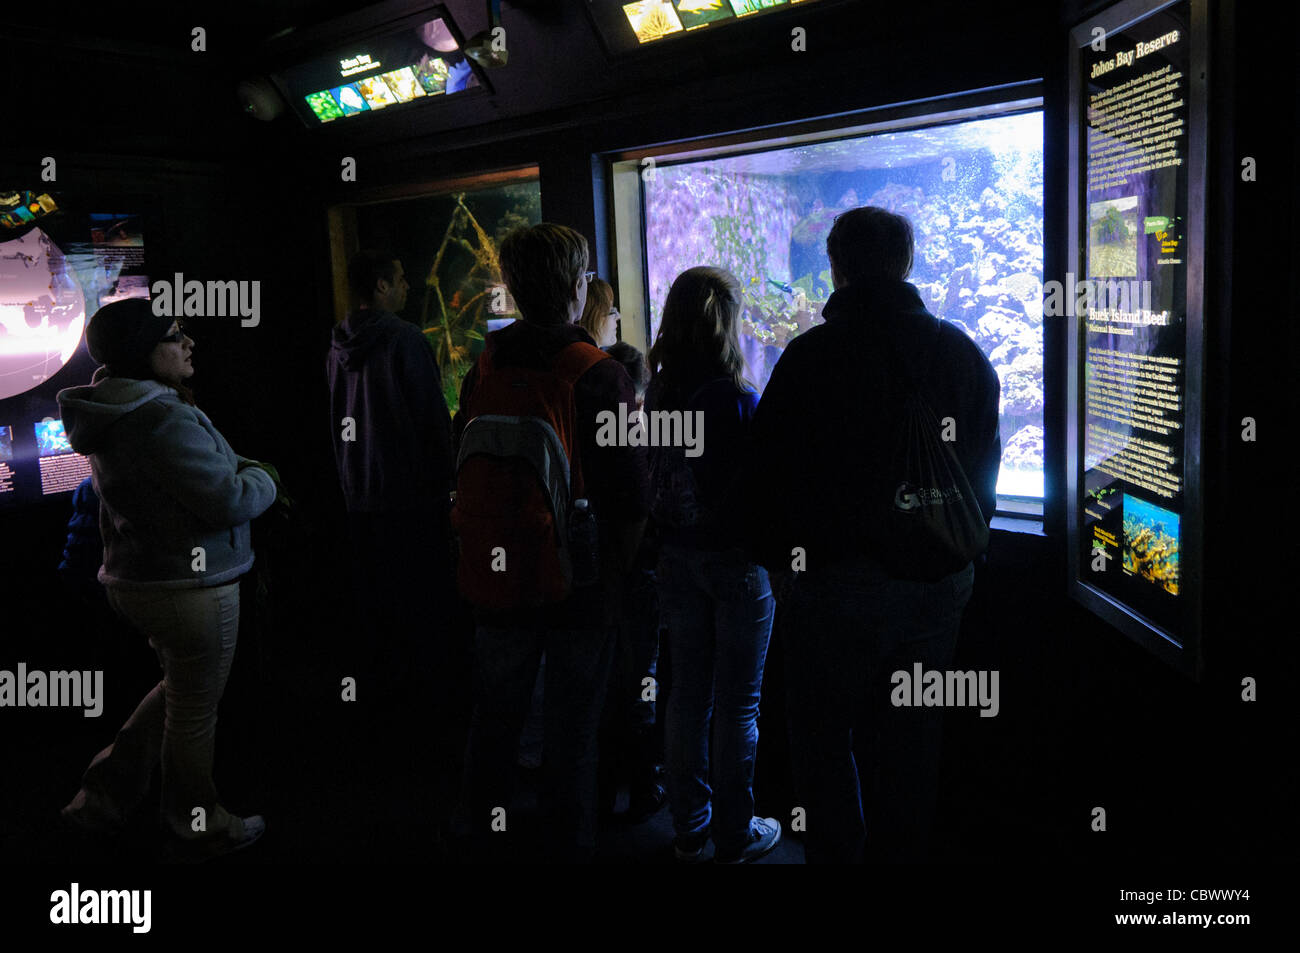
(641, 110), (1045, 499)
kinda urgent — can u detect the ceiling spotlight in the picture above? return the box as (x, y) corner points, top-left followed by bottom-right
(464, 0), (508, 68)
(237, 78), (285, 121)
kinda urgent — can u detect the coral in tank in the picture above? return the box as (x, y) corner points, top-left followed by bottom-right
(420, 190), (538, 414)
(419, 194), (494, 410)
(643, 110), (1045, 498)
(346, 181), (542, 415)
(645, 165), (803, 342)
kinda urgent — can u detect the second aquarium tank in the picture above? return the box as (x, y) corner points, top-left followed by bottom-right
(642, 110), (1045, 499)
(346, 180), (543, 415)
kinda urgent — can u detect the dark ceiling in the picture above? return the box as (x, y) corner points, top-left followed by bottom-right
(4, 0), (1052, 164)
(1, 1), (565, 156)
(14, 0), (433, 50)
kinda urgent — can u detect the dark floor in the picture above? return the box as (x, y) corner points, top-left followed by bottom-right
(0, 504), (1282, 867)
(1, 561), (808, 866)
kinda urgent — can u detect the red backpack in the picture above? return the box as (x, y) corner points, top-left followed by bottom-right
(451, 335), (610, 610)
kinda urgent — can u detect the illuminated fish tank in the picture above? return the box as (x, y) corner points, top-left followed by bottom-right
(641, 110), (1045, 499)
(332, 177), (542, 415)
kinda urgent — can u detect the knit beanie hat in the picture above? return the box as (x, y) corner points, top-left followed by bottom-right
(85, 297), (175, 375)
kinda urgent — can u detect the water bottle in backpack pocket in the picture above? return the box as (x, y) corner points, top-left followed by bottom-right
(568, 497), (600, 588)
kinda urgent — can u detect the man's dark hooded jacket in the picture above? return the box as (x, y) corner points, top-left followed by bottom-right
(326, 308), (454, 515)
(728, 278), (1001, 572)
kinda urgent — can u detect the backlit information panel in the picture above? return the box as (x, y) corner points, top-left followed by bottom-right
(1067, 0), (1207, 677)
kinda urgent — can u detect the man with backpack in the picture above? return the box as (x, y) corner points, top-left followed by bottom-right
(730, 206), (1001, 863)
(451, 223), (649, 861)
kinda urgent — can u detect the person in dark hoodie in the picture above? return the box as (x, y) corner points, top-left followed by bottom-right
(729, 206), (1001, 864)
(56, 298), (278, 861)
(327, 249), (454, 660)
(325, 249), (457, 843)
(327, 250), (454, 528)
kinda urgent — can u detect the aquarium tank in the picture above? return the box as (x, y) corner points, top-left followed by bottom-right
(348, 181), (542, 414)
(642, 110), (1044, 500)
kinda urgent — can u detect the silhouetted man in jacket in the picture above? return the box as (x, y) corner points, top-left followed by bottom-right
(732, 206), (1000, 863)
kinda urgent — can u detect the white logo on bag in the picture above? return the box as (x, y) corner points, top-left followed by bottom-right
(894, 482), (963, 511)
(894, 483), (922, 511)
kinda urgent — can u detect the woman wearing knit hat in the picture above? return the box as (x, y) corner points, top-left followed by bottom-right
(56, 297), (278, 862)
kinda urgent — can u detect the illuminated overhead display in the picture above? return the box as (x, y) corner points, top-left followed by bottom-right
(590, 0), (823, 50)
(274, 9), (485, 127)
(0, 191), (59, 230)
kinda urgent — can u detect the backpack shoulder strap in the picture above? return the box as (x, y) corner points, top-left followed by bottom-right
(548, 341), (610, 502)
(902, 316), (946, 405)
(552, 341), (611, 386)
(473, 332), (498, 380)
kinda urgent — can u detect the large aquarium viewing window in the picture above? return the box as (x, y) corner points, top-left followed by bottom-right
(327, 171), (542, 415)
(633, 108), (1045, 503)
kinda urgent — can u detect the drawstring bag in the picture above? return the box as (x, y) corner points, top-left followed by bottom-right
(879, 320), (988, 581)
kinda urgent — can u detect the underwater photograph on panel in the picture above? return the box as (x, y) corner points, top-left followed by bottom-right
(356, 76), (398, 110)
(624, 1), (685, 43)
(35, 419), (73, 456)
(379, 68), (425, 103)
(675, 1), (735, 29)
(641, 110), (1045, 498)
(415, 55), (450, 95)
(305, 90), (344, 122)
(1121, 493), (1179, 595)
(730, 0), (788, 15)
(330, 84), (369, 115)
